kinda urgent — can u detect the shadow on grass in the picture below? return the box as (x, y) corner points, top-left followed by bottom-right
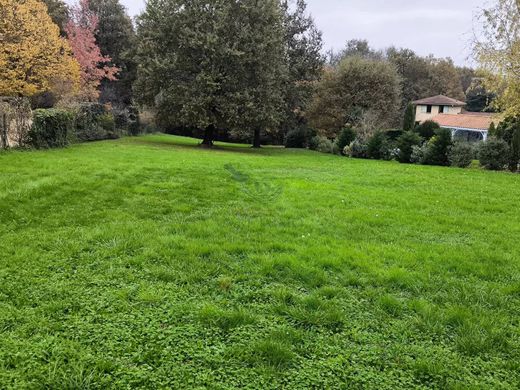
(126, 134), (285, 156)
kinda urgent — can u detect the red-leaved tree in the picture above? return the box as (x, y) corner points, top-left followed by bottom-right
(66, 0), (119, 101)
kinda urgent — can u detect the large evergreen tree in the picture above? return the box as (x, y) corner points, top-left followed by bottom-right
(135, 0), (288, 147)
(87, 0), (136, 106)
(229, 0), (287, 147)
(278, 0), (324, 140)
(135, 0), (244, 146)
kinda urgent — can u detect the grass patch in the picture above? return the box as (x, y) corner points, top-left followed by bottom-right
(1, 134), (520, 388)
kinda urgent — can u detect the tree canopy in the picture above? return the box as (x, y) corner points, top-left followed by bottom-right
(87, 0), (136, 106)
(0, 0), (80, 97)
(42, 0), (70, 36)
(135, 0), (291, 147)
(474, 0), (520, 116)
(66, 0), (120, 102)
(307, 56), (402, 139)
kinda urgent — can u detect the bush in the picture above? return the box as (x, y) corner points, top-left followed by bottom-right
(285, 128), (307, 148)
(385, 129), (404, 141)
(366, 131), (392, 160)
(449, 142), (475, 168)
(344, 139), (368, 158)
(421, 128), (453, 166)
(28, 109), (74, 149)
(396, 131), (422, 163)
(494, 117), (520, 172)
(410, 144), (426, 164)
(478, 138), (510, 170)
(114, 105), (141, 136)
(75, 103), (121, 141)
(309, 135), (334, 154)
(415, 120), (440, 140)
(335, 126), (356, 153)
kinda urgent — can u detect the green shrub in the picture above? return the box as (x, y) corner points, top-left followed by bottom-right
(421, 128), (453, 166)
(494, 117), (520, 172)
(114, 106), (141, 136)
(449, 142), (475, 168)
(366, 131), (392, 160)
(28, 109), (74, 149)
(335, 126), (356, 153)
(385, 129), (404, 141)
(478, 138), (510, 170)
(410, 144), (427, 164)
(97, 113), (120, 139)
(415, 120), (440, 140)
(309, 136), (334, 154)
(344, 139), (368, 158)
(75, 103), (122, 141)
(397, 131), (422, 163)
(285, 128), (307, 148)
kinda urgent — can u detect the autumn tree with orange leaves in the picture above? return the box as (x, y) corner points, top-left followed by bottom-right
(0, 0), (80, 97)
(66, 0), (120, 102)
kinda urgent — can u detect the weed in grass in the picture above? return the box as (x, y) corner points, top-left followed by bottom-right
(198, 305), (255, 332)
(378, 294), (403, 316)
(277, 294), (344, 331)
(248, 338), (295, 369)
(217, 276), (233, 292)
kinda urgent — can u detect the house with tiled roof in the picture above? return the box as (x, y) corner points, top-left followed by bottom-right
(412, 95), (497, 141)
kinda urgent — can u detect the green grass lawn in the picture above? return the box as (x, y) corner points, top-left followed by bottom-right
(1, 134), (519, 389)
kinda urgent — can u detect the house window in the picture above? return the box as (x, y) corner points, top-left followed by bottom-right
(439, 105), (445, 113)
(444, 106), (450, 113)
(426, 105), (432, 113)
(420, 106), (427, 113)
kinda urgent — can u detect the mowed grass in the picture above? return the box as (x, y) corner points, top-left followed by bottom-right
(1, 134), (520, 388)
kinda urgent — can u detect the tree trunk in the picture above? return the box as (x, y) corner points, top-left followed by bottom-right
(201, 124), (215, 147)
(252, 128), (261, 148)
(1, 114), (8, 149)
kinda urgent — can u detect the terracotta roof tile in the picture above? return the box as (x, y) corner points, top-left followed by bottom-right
(431, 113), (496, 131)
(413, 95), (466, 106)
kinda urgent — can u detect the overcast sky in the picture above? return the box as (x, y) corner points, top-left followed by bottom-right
(77, 0), (490, 66)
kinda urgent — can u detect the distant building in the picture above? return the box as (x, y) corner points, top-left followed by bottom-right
(413, 95), (496, 141)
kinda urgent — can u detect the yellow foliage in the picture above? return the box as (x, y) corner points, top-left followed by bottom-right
(0, 0), (80, 97)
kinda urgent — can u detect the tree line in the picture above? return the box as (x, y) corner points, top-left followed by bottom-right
(0, 0), (514, 151)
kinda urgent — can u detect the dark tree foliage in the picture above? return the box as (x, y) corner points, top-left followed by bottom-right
(397, 131), (422, 163)
(335, 126), (356, 152)
(478, 138), (510, 170)
(422, 128), (453, 166)
(229, 0), (287, 148)
(402, 103), (415, 131)
(307, 56), (401, 138)
(495, 117), (520, 172)
(366, 131), (392, 160)
(329, 39), (384, 65)
(135, 0), (286, 147)
(285, 127), (307, 148)
(279, 0), (324, 140)
(387, 48), (465, 109)
(136, 0), (238, 145)
(88, 0), (137, 106)
(42, 0), (69, 36)
(415, 120), (440, 140)
(465, 78), (496, 112)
